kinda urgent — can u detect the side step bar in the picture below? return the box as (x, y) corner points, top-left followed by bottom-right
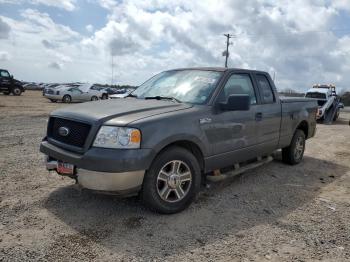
(206, 156), (273, 182)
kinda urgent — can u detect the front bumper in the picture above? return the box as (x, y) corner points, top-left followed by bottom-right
(41, 140), (155, 194)
(46, 158), (144, 194)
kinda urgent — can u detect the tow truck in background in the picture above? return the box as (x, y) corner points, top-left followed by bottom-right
(305, 84), (344, 124)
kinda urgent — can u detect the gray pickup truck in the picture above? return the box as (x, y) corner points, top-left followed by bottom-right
(40, 68), (317, 213)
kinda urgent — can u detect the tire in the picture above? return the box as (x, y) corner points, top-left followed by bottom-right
(50, 99), (57, 103)
(12, 87), (22, 96)
(141, 146), (201, 214)
(62, 95), (72, 103)
(333, 110), (340, 121)
(102, 93), (108, 100)
(282, 129), (306, 165)
(91, 96), (98, 101)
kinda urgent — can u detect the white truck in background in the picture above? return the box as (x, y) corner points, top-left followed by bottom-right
(305, 84), (344, 124)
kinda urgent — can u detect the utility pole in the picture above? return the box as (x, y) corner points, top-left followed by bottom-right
(223, 34), (235, 68)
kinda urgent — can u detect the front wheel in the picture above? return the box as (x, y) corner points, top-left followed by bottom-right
(102, 93), (108, 100)
(282, 129), (306, 165)
(141, 147), (201, 214)
(333, 110), (340, 121)
(50, 99), (57, 103)
(91, 96), (98, 101)
(12, 87), (22, 96)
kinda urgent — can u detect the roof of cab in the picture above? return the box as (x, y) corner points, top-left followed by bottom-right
(169, 67), (269, 74)
(306, 88), (330, 94)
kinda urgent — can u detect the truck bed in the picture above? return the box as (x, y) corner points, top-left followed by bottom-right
(279, 96), (316, 103)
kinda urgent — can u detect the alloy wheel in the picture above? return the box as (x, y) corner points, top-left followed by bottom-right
(156, 160), (192, 203)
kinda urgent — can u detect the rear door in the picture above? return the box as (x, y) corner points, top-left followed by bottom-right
(253, 73), (281, 152)
(207, 72), (259, 166)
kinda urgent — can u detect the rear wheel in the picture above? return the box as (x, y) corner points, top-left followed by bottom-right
(50, 99), (57, 103)
(141, 147), (201, 214)
(62, 95), (72, 103)
(12, 87), (22, 96)
(91, 96), (98, 101)
(282, 129), (306, 165)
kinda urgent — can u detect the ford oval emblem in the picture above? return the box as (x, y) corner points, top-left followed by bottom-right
(58, 127), (70, 137)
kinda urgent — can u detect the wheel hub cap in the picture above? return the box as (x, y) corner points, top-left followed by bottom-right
(168, 174), (180, 189)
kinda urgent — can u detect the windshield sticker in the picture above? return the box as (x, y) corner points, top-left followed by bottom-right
(194, 76), (216, 84)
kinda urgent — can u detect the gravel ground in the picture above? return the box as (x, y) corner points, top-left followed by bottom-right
(0, 91), (350, 262)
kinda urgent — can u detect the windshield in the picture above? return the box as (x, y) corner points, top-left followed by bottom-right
(132, 70), (223, 104)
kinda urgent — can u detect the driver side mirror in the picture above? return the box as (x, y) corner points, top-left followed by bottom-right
(219, 94), (250, 111)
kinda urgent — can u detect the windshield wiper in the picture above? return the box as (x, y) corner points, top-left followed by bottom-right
(144, 96), (182, 103)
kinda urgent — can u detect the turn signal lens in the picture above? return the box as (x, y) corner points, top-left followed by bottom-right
(130, 129), (141, 143)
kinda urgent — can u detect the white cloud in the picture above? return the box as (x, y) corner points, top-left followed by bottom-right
(0, 0), (76, 11)
(1, 0), (350, 91)
(0, 51), (11, 61)
(48, 61), (63, 70)
(0, 17), (11, 39)
(86, 24), (94, 33)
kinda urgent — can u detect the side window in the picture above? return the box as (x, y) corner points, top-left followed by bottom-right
(72, 88), (81, 93)
(256, 74), (275, 104)
(218, 74), (257, 105)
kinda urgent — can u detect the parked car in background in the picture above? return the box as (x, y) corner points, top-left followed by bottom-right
(0, 69), (25, 96)
(42, 83), (61, 95)
(90, 85), (122, 99)
(44, 83), (103, 103)
(109, 89), (133, 99)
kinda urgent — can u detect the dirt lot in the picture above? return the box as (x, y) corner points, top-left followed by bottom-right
(0, 91), (350, 261)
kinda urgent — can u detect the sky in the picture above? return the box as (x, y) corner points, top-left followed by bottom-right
(0, 0), (350, 92)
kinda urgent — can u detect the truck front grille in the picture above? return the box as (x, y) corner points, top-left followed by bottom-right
(47, 117), (91, 148)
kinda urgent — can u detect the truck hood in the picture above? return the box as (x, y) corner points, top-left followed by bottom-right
(51, 98), (193, 125)
(14, 79), (23, 86)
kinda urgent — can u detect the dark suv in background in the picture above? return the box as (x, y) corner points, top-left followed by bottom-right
(0, 69), (25, 96)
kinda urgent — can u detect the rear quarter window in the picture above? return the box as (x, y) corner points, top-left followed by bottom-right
(256, 74), (275, 104)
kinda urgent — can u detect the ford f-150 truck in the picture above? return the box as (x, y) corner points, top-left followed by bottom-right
(40, 68), (317, 213)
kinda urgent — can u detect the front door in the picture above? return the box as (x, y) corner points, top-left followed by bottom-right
(0, 70), (11, 91)
(70, 88), (84, 101)
(205, 73), (259, 169)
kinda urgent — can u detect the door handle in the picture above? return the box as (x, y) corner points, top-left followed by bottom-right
(255, 112), (263, 121)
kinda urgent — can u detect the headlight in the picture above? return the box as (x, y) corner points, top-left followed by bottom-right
(93, 126), (141, 149)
